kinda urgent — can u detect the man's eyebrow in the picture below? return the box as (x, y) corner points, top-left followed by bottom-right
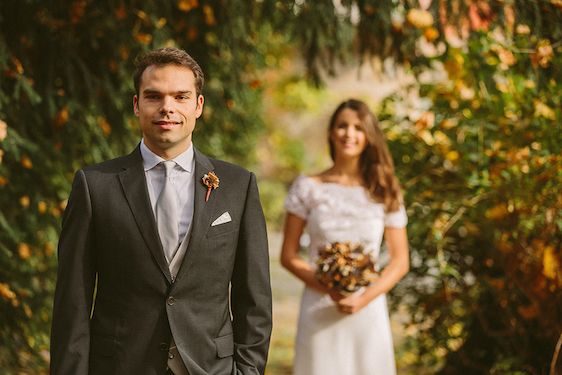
(142, 89), (160, 94)
(142, 89), (193, 95)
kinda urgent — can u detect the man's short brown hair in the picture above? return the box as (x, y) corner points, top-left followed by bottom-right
(133, 47), (204, 96)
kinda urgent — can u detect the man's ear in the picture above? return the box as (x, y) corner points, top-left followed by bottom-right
(195, 94), (204, 119)
(133, 95), (139, 116)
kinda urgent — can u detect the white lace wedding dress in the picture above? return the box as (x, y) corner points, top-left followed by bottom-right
(285, 175), (407, 375)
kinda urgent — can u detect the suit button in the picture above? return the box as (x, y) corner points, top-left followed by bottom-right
(167, 296), (176, 306)
(159, 343), (169, 351)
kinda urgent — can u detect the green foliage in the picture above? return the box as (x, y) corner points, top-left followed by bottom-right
(273, 75), (329, 113)
(258, 131), (306, 229)
(378, 18), (562, 375)
(267, 1), (355, 85)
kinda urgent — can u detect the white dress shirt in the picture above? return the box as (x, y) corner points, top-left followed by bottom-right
(140, 139), (195, 246)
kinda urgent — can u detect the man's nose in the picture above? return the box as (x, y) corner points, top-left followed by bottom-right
(159, 96), (174, 114)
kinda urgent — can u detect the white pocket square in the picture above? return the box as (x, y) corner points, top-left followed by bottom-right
(211, 212), (232, 226)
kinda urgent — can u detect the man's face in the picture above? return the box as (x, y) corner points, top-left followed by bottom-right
(133, 64), (204, 159)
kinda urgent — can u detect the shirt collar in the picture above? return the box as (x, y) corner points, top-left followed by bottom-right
(140, 139), (194, 173)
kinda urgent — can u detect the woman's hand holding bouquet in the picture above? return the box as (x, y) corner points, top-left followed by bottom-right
(315, 242), (379, 313)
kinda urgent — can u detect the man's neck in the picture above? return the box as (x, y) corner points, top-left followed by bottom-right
(144, 140), (192, 160)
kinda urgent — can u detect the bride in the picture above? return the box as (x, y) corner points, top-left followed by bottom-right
(281, 99), (410, 375)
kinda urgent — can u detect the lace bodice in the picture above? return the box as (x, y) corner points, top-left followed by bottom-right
(285, 174), (407, 264)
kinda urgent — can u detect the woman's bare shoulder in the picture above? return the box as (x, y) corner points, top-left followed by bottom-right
(307, 169), (334, 183)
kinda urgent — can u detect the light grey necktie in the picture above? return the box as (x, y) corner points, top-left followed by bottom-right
(156, 161), (179, 264)
(157, 162), (191, 375)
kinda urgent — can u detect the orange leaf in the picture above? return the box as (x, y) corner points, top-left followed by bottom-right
(155, 17), (167, 29)
(19, 196), (30, 208)
(115, 3), (127, 20)
(543, 246), (560, 280)
(249, 79), (261, 89)
(0, 119), (7, 141)
(55, 106), (69, 128)
(51, 207), (62, 218)
(23, 304), (32, 317)
(97, 117), (112, 136)
(203, 5), (216, 26)
(424, 27), (439, 42)
(134, 33), (153, 45)
(489, 278), (505, 290)
(12, 57), (24, 74)
(18, 243), (31, 260)
(44, 242), (55, 257)
(187, 26), (199, 41)
(485, 204), (509, 220)
(517, 304), (539, 319)
(70, 0), (87, 24)
(0, 283), (16, 300)
(21, 155), (33, 169)
(38, 201), (47, 214)
(178, 0), (198, 12)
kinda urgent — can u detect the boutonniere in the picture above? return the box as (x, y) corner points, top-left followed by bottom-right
(202, 171), (220, 202)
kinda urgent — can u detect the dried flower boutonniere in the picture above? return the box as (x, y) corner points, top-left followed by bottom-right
(202, 171), (220, 202)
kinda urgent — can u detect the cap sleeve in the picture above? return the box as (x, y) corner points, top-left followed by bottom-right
(284, 175), (313, 220)
(384, 205), (408, 228)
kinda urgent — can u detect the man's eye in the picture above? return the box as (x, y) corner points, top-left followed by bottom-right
(176, 95), (189, 100)
(145, 95), (160, 100)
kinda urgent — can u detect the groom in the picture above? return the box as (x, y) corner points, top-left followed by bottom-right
(50, 47), (272, 375)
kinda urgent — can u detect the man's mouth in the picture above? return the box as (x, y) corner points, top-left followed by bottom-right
(153, 120), (181, 129)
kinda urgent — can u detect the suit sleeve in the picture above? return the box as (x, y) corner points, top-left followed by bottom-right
(50, 169), (96, 375)
(231, 172), (272, 375)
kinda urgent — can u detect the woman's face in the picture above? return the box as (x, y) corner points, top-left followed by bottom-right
(330, 108), (368, 160)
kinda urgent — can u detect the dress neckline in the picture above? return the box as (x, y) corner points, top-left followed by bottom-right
(301, 174), (366, 190)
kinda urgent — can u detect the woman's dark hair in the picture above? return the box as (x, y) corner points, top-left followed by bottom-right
(328, 99), (403, 212)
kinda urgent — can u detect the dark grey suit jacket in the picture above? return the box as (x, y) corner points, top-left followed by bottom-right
(50, 146), (272, 375)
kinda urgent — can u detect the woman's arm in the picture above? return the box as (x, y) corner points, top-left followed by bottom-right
(280, 213), (330, 294)
(337, 226), (410, 314)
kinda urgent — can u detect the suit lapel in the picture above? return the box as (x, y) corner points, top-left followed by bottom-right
(118, 147), (173, 283)
(174, 148), (217, 283)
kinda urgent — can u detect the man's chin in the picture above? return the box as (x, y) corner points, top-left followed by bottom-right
(156, 138), (191, 152)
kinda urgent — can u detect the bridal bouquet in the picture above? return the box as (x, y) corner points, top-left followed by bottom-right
(315, 242), (378, 294)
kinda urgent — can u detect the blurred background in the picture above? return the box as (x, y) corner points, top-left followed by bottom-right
(0, 1), (561, 374)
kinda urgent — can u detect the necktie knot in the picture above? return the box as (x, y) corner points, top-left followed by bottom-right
(161, 160), (175, 178)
